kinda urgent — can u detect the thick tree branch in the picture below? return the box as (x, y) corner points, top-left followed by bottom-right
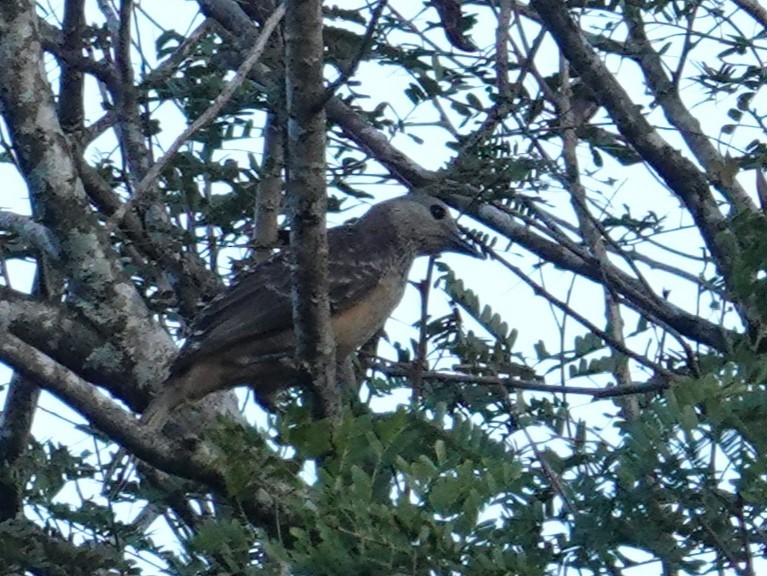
(0, 328), (301, 539)
(1, 286), (141, 406)
(0, 0), (174, 388)
(38, 19), (121, 91)
(326, 97), (434, 187)
(0, 330), (183, 474)
(112, 0), (154, 183)
(57, 0), (86, 133)
(0, 267), (67, 522)
(0, 373), (40, 521)
(285, 0), (338, 419)
(198, 0), (433, 186)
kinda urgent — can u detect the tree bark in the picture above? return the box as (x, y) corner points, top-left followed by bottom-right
(285, 0), (339, 419)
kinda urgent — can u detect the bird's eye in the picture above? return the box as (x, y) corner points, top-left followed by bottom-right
(430, 204), (447, 220)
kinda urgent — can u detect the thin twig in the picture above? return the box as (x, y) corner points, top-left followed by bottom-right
(106, 3), (286, 230)
(412, 257), (436, 402)
(467, 231), (677, 379)
(371, 361), (671, 399)
(317, 0), (388, 109)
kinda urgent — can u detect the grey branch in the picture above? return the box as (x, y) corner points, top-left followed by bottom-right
(285, 0), (338, 419)
(0, 326), (300, 538)
(0, 211), (60, 259)
(454, 197), (735, 353)
(732, 0), (767, 29)
(0, 0), (175, 388)
(622, 6), (754, 212)
(1, 286), (140, 406)
(0, 517), (123, 575)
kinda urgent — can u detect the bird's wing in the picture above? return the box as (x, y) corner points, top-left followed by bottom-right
(171, 223), (398, 373)
(170, 252), (294, 373)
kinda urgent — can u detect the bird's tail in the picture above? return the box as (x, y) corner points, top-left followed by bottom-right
(138, 391), (175, 430)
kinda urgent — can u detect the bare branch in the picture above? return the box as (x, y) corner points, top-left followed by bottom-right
(319, 0), (389, 108)
(1, 286), (138, 405)
(530, 0), (739, 293)
(373, 362), (671, 400)
(0, 374), (40, 521)
(57, 0), (86, 132)
(558, 62), (639, 420)
(622, 5), (755, 213)
(253, 111), (285, 262)
(0, 329), (183, 473)
(454, 196), (735, 352)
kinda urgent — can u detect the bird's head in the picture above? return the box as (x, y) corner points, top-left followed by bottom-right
(365, 193), (482, 259)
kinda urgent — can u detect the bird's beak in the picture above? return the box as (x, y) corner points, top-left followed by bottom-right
(447, 228), (484, 259)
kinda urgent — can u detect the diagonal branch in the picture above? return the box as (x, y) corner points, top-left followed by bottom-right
(452, 195), (736, 353)
(732, 0), (767, 29)
(0, 329), (189, 477)
(1, 286), (140, 405)
(0, 326), (300, 538)
(77, 158), (221, 319)
(529, 0), (739, 294)
(622, 5), (755, 213)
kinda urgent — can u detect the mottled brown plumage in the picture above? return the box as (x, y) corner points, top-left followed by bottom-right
(143, 193), (479, 427)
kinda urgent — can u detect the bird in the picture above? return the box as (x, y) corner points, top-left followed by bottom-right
(141, 192), (480, 428)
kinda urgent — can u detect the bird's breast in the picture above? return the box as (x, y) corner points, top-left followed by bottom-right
(332, 267), (409, 358)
